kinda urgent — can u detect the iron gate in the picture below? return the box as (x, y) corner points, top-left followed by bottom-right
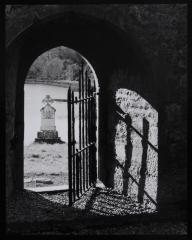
(67, 66), (97, 206)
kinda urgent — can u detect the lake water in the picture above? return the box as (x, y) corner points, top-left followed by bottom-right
(24, 84), (79, 146)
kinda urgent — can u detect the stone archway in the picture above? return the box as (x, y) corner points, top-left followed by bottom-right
(6, 10), (159, 211)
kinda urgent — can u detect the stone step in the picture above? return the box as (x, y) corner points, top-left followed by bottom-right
(24, 177), (53, 184)
(25, 185), (68, 192)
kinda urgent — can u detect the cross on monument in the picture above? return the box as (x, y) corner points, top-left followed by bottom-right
(42, 94), (54, 105)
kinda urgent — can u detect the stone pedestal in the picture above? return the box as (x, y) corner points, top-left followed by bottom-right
(35, 130), (63, 144)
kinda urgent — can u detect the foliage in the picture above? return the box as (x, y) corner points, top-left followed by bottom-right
(27, 46), (85, 81)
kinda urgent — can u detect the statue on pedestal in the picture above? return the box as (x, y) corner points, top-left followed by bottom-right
(35, 95), (63, 144)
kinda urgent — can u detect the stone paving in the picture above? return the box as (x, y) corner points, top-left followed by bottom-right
(6, 186), (187, 234)
(7, 187), (154, 223)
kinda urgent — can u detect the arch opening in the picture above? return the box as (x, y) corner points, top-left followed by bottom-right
(23, 45), (99, 194)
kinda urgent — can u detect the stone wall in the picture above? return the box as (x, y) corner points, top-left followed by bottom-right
(114, 88), (158, 210)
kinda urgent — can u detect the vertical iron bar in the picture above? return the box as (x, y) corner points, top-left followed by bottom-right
(71, 90), (76, 202)
(93, 82), (97, 185)
(76, 149), (80, 198)
(68, 87), (72, 206)
(88, 78), (91, 186)
(79, 69), (82, 195)
(87, 78), (90, 144)
(89, 86), (93, 185)
(82, 65), (85, 191)
(85, 70), (88, 189)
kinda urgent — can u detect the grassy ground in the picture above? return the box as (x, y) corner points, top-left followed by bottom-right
(24, 143), (68, 187)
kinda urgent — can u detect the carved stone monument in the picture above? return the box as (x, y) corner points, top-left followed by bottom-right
(35, 95), (63, 143)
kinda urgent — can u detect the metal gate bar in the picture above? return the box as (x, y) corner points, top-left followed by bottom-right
(71, 91), (75, 203)
(79, 69), (82, 196)
(85, 71), (88, 189)
(67, 88), (72, 205)
(68, 64), (97, 206)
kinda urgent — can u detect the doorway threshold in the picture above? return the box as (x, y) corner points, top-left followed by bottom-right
(25, 185), (68, 193)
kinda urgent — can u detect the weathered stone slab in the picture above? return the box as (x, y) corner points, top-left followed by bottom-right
(34, 178), (53, 184)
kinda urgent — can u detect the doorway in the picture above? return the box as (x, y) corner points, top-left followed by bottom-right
(23, 46), (99, 199)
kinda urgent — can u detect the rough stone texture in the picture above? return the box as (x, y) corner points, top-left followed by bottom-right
(113, 88), (158, 210)
(37, 131), (58, 139)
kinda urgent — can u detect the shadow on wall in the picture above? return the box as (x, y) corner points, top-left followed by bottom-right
(110, 89), (158, 211)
